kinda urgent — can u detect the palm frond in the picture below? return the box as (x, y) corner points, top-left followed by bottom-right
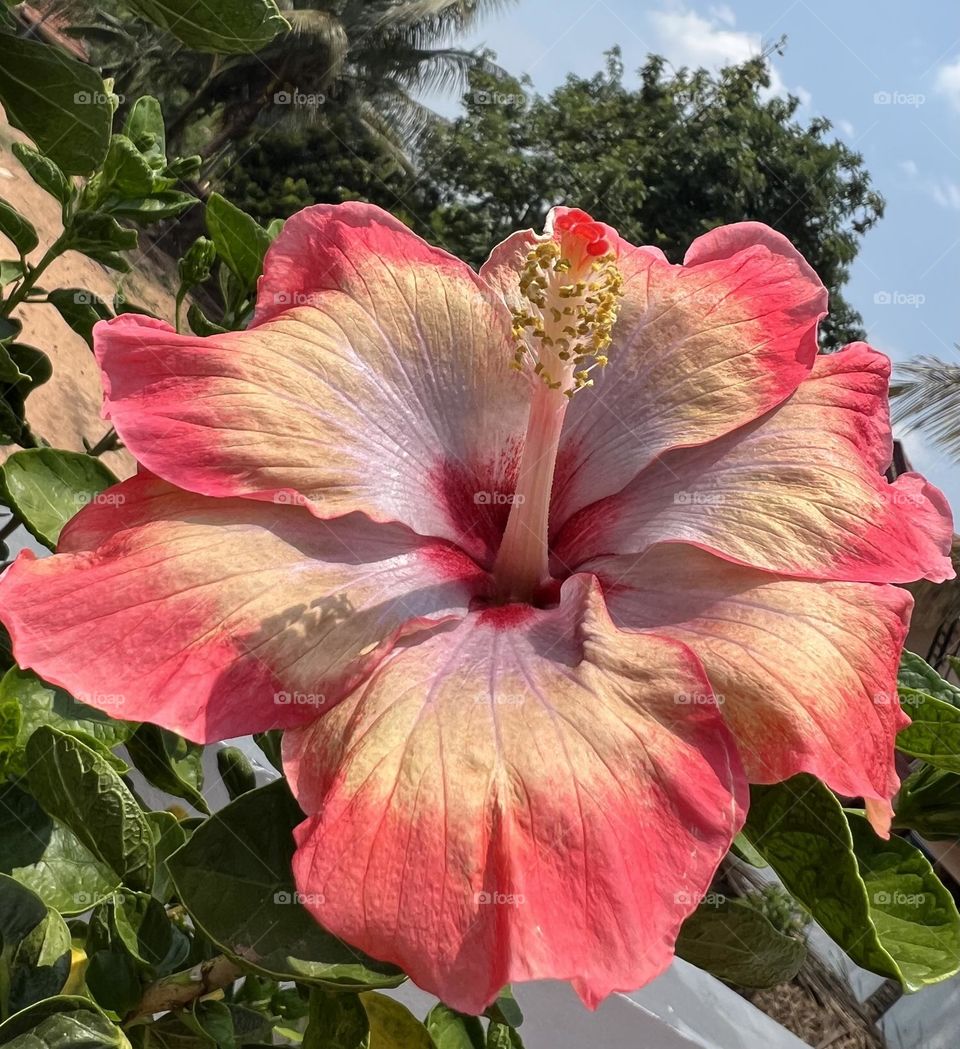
(891, 352), (960, 461)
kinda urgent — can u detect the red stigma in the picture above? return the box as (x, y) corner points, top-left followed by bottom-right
(552, 207), (614, 260)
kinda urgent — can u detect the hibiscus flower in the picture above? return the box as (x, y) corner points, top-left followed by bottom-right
(0, 204), (952, 1013)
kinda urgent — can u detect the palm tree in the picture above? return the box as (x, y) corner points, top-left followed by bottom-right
(891, 348), (960, 461)
(160, 0), (514, 162)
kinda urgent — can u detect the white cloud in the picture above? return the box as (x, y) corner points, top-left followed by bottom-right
(644, 4), (808, 103)
(838, 118), (855, 137)
(931, 180), (960, 211)
(934, 56), (960, 112)
(899, 159), (918, 177)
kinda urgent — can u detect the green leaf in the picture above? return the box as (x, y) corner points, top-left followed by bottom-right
(216, 745), (257, 800)
(0, 699), (20, 774)
(894, 765), (960, 839)
(0, 781), (119, 913)
(47, 288), (113, 349)
(0, 996), (124, 1046)
(304, 990), (369, 1049)
(67, 212), (139, 258)
(485, 1023), (523, 1049)
(483, 989), (522, 1029)
(11, 144), (71, 207)
(147, 810), (188, 903)
(897, 689), (960, 771)
(0, 342), (28, 384)
(167, 780), (404, 989)
(108, 192), (196, 223)
(85, 948), (141, 1015)
(675, 896), (806, 988)
(426, 1004), (484, 1049)
(899, 651), (960, 707)
(122, 0), (288, 54)
(123, 97), (166, 167)
(0, 259), (25, 289)
(5, 343), (50, 393)
(360, 993), (433, 1049)
(88, 890), (188, 979)
(0, 448), (118, 548)
(26, 726), (155, 892)
(126, 724), (209, 814)
(0, 199), (38, 255)
(0, 33), (111, 175)
(744, 775), (960, 991)
(0, 874), (71, 1021)
(205, 193), (271, 291)
(186, 302), (227, 336)
(99, 135), (166, 199)
(0, 665), (134, 776)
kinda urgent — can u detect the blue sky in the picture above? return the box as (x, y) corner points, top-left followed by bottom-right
(449, 0), (960, 508)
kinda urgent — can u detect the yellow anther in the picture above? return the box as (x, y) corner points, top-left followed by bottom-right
(510, 236), (623, 395)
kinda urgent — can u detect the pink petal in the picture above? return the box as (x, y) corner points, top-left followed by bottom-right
(591, 544), (910, 819)
(94, 205), (534, 565)
(0, 474), (484, 742)
(558, 343), (954, 583)
(553, 221), (827, 522)
(284, 575), (745, 1014)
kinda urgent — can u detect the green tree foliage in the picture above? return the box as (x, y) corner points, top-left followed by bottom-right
(418, 50), (884, 348)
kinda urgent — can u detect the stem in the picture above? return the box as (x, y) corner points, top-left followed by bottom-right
(124, 954), (242, 1024)
(86, 427), (120, 457)
(2, 235), (67, 317)
(492, 383), (568, 603)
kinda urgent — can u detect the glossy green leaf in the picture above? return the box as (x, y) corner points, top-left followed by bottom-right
(0, 342), (28, 384)
(126, 724), (209, 814)
(899, 651), (960, 707)
(47, 288), (113, 349)
(122, 0), (288, 54)
(0, 199), (38, 255)
(0, 996), (126, 1047)
(206, 192), (272, 291)
(26, 726), (155, 892)
(0, 448), (118, 548)
(0, 874), (71, 1020)
(168, 780), (404, 989)
(426, 1004), (484, 1049)
(0, 666), (134, 773)
(147, 810), (188, 903)
(0, 780), (119, 913)
(11, 143), (71, 207)
(675, 896), (806, 988)
(897, 689), (960, 771)
(0, 34), (111, 175)
(745, 775), (960, 991)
